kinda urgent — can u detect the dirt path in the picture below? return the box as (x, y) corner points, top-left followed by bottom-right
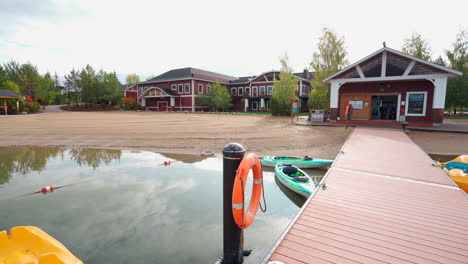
(0, 112), (352, 159)
(408, 130), (468, 155)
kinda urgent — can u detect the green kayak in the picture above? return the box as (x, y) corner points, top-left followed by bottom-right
(259, 156), (333, 169)
(275, 163), (316, 198)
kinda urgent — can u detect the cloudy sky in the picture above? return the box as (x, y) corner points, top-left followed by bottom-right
(0, 0), (466, 83)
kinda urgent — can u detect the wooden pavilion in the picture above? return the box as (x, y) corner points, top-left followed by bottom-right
(0, 89), (23, 115)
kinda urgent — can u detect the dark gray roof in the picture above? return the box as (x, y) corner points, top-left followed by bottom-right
(229, 76), (255, 84)
(0, 89), (21, 98)
(120, 84), (136, 91)
(142, 67), (237, 83)
(293, 71), (314, 81)
(160, 88), (177, 96)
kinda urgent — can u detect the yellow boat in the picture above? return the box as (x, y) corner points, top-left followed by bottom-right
(443, 167), (468, 193)
(437, 155), (468, 193)
(0, 226), (83, 264)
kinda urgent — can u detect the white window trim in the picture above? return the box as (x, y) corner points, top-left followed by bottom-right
(405, 91), (428, 117)
(267, 86), (272, 95)
(171, 84), (177, 90)
(198, 84), (203, 94)
(184, 83), (190, 94)
(231, 88), (237, 96)
(238, 87), (243, 96)
(260, 86), (266, 96)
(252, 101), (258, 110)
(245, 87), (250, 97)
(178, 84), (183, 93)
(207, 85), (211, 93)
(252, 86), (258, 97)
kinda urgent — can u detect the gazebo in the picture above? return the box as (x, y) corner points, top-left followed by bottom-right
(0, 89), (23, 115)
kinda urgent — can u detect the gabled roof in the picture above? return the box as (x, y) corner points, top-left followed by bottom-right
(324, 47), (463, 83)
(120, 84), (136, 91)
(0, 89), (22, 98)
(141, 67), (237, 84)
(229, 76), (255, 85)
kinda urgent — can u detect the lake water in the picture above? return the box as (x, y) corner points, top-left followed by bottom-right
(0, 147), (326, 263)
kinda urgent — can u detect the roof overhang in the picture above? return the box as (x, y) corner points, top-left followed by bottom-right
(324, 47), (463, 83)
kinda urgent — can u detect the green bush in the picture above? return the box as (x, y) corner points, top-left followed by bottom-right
(121, 103), (141, 110)
(25, 102), (41, 113)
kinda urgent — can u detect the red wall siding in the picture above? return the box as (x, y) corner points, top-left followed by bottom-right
(125, 91), (137, 99)
(339, 80), (434, 122)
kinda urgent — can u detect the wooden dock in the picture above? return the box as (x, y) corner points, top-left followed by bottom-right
(263, 127), (468, 264)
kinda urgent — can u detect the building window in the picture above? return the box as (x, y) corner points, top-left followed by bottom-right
(252, 101), (258, 110)
(184, 84), (190, 93)
(231, 88), (237, 96)
(178, 84), (183, 93)
(139, 87), (144, 96)
(207, 85), (211, 93)
(266, 100), (270, 110)
(171, 84), (177, 90)
(198, 84), (203, 94)
(245, 87), (250, 96)
(267, 86), (272, 95)
(238, 87), (243, 96)
(260, 86), (265, 96)
(406, 92), (427, 116)
(252, 87), (258, 96)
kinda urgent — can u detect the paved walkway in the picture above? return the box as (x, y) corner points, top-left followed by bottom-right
(264, 127), (468, 264)
(296, 117), (468, 133)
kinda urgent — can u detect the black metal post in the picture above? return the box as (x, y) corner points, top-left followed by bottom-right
(222, 143), (245, 264)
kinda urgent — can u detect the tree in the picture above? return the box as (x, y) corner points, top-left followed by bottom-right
(445, 29), (468, 113)
(36, 72), (57, 105)
(433, 56), (447, 67)
(209, 81), (232, 111)
(78, 65), (98, 106)
(145, 75), (155, 81)
(102, 71), (122, 105)
(308, 28), (348, 110)
(126, 73), (140, 84)
(4, 61), (41, 99)
(402, 33), (432, 60)
(270, 54), (299, 115)
(64, 69), (80, 106)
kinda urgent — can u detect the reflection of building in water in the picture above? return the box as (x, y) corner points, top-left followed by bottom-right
(160, 152), (208, 164)
(0, 147), (122, 184)
(69, 148), (121, 169)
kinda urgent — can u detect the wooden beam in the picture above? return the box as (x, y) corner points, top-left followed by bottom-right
(381, 51), (387, 77)
(355, 65), (365, 78)
(3, 98), (7, 115)
(403, 60), (416, 76)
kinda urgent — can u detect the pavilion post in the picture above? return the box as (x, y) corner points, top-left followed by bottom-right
(3, 98), (7, 115)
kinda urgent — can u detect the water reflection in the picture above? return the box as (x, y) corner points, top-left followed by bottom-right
(69, 148), (121, 169)
(0, 147), (62, 184)
(0, 147), (323, 264)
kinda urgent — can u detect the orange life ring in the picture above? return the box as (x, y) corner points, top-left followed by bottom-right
(232, 153), (263, 229)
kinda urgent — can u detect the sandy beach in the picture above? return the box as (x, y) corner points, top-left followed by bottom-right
(0, 112), (351, 159)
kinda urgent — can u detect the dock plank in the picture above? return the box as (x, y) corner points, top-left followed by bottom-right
(265, 128), (468, 264)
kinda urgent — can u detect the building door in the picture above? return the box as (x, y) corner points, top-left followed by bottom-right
(158, 102), (168, 111)
(371, 95), (398, 120)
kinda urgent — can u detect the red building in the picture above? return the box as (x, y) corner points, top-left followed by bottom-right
(325, 46), (463, 125)
(121, 67), (313, 112)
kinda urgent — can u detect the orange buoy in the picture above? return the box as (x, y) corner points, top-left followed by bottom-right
(232, 153), (263, 229)
(41, 186), (55, 193)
